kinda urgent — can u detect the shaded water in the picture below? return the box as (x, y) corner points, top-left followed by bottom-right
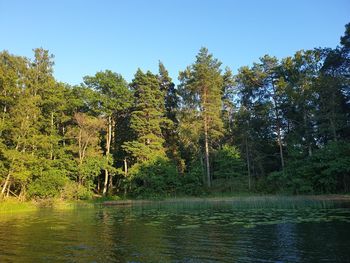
(1, 198), (350, 262)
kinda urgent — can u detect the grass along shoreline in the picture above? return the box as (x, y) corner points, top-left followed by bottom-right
(102, 194), (350, 206)
(0, 198), (96, 214)
(1, 194), (349, 214)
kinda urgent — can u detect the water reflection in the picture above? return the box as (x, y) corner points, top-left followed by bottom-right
(0, 200), (350, 262)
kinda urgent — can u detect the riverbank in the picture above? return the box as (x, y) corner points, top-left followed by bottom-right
(102, 194), (350, 206)
(0, 198), (94, 214)
(1, 194), (350, 214)
(0, 198), (37, 214)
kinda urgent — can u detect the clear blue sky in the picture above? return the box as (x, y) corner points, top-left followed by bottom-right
(1, 0), (349, 85)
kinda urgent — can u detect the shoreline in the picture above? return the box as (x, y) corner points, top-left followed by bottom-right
(1, 194), (349, 214)
(103, 194), (350, 206)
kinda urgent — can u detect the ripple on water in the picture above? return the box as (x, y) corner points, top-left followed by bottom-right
(1, 200), (350, 262)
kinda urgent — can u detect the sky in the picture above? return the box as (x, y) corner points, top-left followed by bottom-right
(0, 0), (349, 85)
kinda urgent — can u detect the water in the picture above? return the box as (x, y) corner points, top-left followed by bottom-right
(1, 198), (350, 262)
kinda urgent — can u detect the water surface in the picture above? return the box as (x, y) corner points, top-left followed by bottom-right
(1, 198), (350, 262)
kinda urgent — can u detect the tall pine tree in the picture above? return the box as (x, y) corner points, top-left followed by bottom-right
(179, 48), (224, 187)
(123, 69), (166, 162)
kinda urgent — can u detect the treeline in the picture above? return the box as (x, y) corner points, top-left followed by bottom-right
(1, 24), (349, 199)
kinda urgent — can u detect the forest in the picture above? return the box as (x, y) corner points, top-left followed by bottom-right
(0, 23), (349, 200)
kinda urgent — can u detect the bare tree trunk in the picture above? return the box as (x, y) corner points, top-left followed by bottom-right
(204, 116), (211, 188)
(1, 173), (10, 196)
(124, 158), (128, 176)
(103, 170), (109, 196)
(103, 116), (112, 196)
(6, 183), (10, 197)
(97, 176), (100, 193)
(108, 172), (113, 193)
(276, 119), (285, 171)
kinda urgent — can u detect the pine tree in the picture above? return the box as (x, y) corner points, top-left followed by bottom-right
(158, 62), (184, 172)
(123, 69), (166, 162)
(178, 47), (224, 187)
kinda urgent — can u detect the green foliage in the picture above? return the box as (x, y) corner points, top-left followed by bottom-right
(78, 156), (105, 184)
(128, 157), (180, 198)
(178, 48), (225, 187)
(266, 141), (350, 194)
(28, 170), (68, 198)
(213, 145), (246, 180)
(180, 162), (204, 196)
(83, 70), (131, 114)
(60, 182), (93, 200)
(1, 23), (350, 200)
(123, 69), (167, 163)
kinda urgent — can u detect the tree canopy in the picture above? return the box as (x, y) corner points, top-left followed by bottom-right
(1, 23), (349, 199)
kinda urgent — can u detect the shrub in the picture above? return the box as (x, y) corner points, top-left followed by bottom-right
(27, 170), (67, 198)
(265, 141), (350, 194)
(60, 181), (93, 200)
(128, 157), (180, 198)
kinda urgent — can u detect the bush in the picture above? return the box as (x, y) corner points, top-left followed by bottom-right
(180, 162), (204, 196)
(28, 170), (67, 198)
(128, 157), (180, 198)
(265, 141), (350, 194)
(60, 181), (93, 200)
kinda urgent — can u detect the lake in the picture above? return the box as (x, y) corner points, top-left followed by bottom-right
(1, 197), (350, 262)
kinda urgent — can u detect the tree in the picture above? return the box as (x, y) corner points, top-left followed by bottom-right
(83, 70), (132, 195)
(234, 63), (274, 186)
(178, 47), (224, 187)
(158, 62), (184, 172)
(70, 112), (104, 186)
(123, 69), (166, 162)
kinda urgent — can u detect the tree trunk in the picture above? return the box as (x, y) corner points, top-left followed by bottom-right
(303, 112), (313, 157)
(245, 136), (251, 191)
(330, 91), (337, 142)
(62, 126), (66, 147)
(78, 129), (83, 183)
(19, 184), (26, 201)
(199, 151), (205, 185)
(6, 182), (10, 197)
(108, 171), (113, 193)
(276, 118), (285, 171)
(97, 176), (100, 193)
(124, 158), (128, 176)
(103, 115), (112, 196)
(103, 169), (109, 196)
(50, 111), (54, 160)
(204, 116), (211, 188)
(1, 173), (11, 196)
